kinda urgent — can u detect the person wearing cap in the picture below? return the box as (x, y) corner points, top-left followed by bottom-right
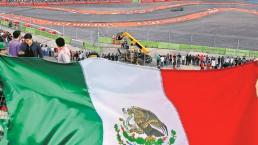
(55, 37), (71, 63)
(8, 30), (21, 57)
(19, 33), (43, 58)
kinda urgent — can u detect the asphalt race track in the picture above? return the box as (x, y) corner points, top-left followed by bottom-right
(0, 0), (258, 50)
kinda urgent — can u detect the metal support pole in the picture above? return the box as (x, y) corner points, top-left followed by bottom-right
(75, 28), (78, 40)
(169, 31), (171, 42)
(90, 30), (93, 44)
(237, 39), (240, 49)
(62, 25), (65, 36)
(213, 35), (216, 47)
(97, 27), (100, 53)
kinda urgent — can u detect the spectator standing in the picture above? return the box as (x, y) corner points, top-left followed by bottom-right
(0, 32), (4, 42)
(8, 30), (21, 57)
(218, 56), (221, 68)
(19, 33), (43, 58)
(200, 61), (205, 70)
(160, 56), (165, 67)
(55, 37), (71, 63)
(111, 53), (115, 61)
(115, 54), (119, 61)
(172, 54), (176, 69)
(200, 55), (204, 65)
(156, 54), (160, 67)
(221, 56), (225, 68)
(230, 57), (234, 66)
(207, 60), (211, 70)
(186, 54), (190, 65)
(211, 58), (216, 69)
(169, 54), (172, 65)
(177, 53), (181, 68)
(182, 55), (186, 65)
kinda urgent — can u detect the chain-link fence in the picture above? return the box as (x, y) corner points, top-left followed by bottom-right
(58, 27), (258, 51)
(1, 15), (258, 53)
(44, 25), (258, 51)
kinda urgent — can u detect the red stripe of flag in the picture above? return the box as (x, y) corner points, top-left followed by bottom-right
(161, 62), (258, 145)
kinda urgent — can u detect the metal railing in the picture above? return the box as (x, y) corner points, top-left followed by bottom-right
(55, 27), (258, 51)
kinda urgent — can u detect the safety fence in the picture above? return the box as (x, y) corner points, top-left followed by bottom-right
(55, 26), (258, 56)
(1, 16), (258, 57)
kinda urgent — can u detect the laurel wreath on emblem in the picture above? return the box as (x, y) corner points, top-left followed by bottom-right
(114, 106), (176, 145)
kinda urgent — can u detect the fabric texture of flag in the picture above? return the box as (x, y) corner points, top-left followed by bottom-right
(0, 56), (257, 145)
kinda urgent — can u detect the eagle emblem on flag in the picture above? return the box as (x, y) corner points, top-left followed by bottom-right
(114, 106), (176, 145)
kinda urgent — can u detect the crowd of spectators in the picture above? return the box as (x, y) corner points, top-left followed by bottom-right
(0, 29), (256, 69)
(69, 50), (119, 61)
(156, 53), (255, 70)
(102, 53), (119, 61)
(0, 30), (12, 44)
(0, 29), (72, 63)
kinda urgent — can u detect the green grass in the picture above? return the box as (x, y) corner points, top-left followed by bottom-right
(235, 49), (250, 57)
(158, 42), (180, 50)
(140, 40), (159, 48)
(249, 51), (258, 57)
(98, 37), (113, 44)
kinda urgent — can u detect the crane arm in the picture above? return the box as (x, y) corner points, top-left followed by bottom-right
(122, 32), (149, 55)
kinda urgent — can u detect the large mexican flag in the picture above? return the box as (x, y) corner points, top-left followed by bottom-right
(0, 56), (257, 145)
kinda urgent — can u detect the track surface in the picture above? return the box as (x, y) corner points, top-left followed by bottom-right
(0, 7), (257, 27)
(0, 0), (257, 50)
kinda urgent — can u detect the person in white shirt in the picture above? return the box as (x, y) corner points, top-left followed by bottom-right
(225, 57), (230, 63)
(211, 59), (216, 69)
(79, 51), (84, 60)
(55, 37), (71, 63)
(182, 55), (186, 65)
(230, 57), (234, 65)
(160, 56), (165, 67)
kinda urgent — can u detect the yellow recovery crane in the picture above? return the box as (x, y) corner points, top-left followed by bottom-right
(116, 32), (152, 64)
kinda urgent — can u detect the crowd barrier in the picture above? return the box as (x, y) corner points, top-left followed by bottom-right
(98, 37), (258, 57)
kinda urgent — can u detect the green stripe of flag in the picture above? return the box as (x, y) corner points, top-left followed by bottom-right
(0, 56), (103, 145)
